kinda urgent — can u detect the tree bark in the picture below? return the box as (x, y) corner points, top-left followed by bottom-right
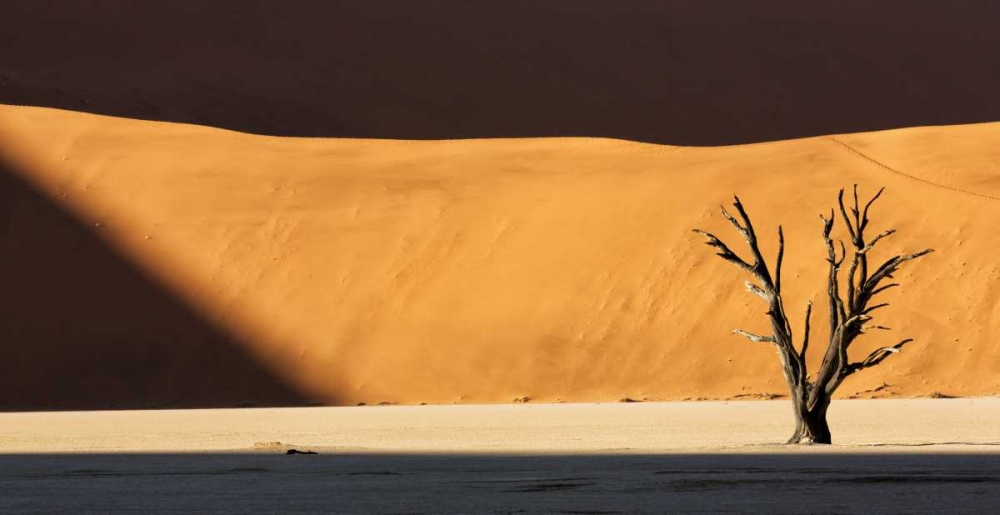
(787, 396), (832, 444)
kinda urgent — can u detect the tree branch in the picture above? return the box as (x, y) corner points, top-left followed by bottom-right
(837, 189), (858, 245)
(844, 187), (888, 313)
(730, 196), (777, 290)
(775, 226), (785, 294)
(863, 249), (935, 298)
(730, 197), (758, 244)
(860, 187), (884, 233)
(861, 229), (895, 254)
(692, 229), (755, 274)
(745, 281), (771, 301)
(846, 250), (861, 312)
(733, 329), (776, 344)
(845, 339), (912, 375)
(852, 185), (862, 232)
(820, 212), (844, 334)
(720, 205), (750, 239)
(799, 301), (813, 362)
(870, 283), (900, 298)
(861, 302), (889, 315)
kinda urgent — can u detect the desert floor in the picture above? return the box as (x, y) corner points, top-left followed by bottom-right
(2, 399), (998, 512)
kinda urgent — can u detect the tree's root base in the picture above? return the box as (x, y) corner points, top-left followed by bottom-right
(787, 436), (833, 445)
(787, 431), (833, 445)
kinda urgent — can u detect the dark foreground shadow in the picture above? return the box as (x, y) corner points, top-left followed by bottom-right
(2, 0), (1000, 145)
(1, 452), (998, 513)
(0, 155), (314, 410)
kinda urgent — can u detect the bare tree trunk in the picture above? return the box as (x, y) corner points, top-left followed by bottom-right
(694, 187), (931, 445)
(788, 396), (831, 444)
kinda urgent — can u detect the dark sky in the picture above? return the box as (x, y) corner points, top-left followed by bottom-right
(1, 0), (998, 145)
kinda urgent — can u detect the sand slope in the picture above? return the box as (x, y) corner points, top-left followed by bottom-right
(1, 105), (999, 408)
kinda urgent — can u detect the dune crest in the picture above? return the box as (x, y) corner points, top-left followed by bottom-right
(1, 105), (998, 408)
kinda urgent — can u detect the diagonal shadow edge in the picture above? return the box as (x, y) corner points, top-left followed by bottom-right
(0, 149), (327, 411)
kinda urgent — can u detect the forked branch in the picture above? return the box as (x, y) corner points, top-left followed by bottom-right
(691, 229), (754, 274)
(845, 339), (913, 375)
(799, 301), (813, 362)
(694, 197), (797, 359)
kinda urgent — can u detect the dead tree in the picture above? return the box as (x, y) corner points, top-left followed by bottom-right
(693, 186), (932, 444)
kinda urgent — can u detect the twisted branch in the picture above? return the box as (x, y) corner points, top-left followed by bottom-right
(845, 339), (913, 375)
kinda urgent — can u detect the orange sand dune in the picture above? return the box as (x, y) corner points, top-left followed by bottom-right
(1, 105), (998, 409)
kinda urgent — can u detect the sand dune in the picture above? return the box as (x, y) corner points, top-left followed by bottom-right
(1, 105), (999, 408)
(2, 1), (1000, 145)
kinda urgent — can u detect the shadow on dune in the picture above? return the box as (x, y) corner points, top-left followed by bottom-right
(2, 0), (999, 145)
(0, 155), (317, 411)
(1, 452), (999, 512)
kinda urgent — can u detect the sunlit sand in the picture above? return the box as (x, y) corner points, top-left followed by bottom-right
(2, 399), (997, 454)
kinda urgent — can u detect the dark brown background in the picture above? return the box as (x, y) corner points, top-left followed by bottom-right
(2, 0), (997, 145)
